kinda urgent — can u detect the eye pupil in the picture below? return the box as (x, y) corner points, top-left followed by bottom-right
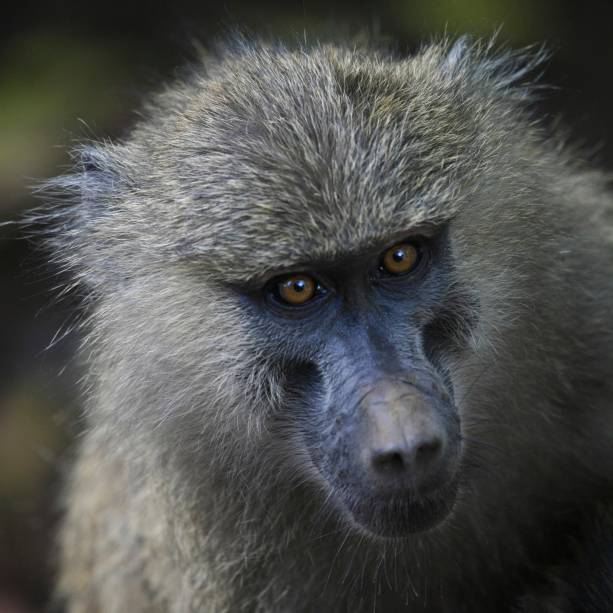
(392, 249), (405, 263)
(293, 280), (306, 292)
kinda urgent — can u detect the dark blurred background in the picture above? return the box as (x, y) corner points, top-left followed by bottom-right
(1, 1), (613, 611)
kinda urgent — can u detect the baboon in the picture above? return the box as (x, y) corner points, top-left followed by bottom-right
(44, 37), (613, 612)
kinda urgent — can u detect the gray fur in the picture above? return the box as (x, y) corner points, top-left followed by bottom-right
(44, 37), (613, 612)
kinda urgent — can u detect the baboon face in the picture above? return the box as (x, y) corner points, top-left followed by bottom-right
(240, 224), (473, 538)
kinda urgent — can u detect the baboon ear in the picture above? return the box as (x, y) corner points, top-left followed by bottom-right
(36, 143), (133, 294)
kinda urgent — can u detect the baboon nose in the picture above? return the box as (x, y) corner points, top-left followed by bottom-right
(370, 436), (444, 479)
(359, 377), (450, 489)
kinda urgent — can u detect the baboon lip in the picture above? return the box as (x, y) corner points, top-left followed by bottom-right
(341, 480), (459, 538)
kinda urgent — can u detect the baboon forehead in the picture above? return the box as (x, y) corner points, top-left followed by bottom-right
(166, 47), (487, 279)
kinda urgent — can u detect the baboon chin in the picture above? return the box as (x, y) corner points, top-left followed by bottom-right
(343, 479), (460, 538)
(44, 36), (613, 613)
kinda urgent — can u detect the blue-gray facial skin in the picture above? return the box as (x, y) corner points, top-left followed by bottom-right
(244, 224), (475, 538)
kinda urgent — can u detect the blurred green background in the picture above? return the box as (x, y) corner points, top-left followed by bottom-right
(1, 1), (613, 611)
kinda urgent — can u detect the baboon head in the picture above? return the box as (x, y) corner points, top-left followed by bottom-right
(49, 39), (558, 539)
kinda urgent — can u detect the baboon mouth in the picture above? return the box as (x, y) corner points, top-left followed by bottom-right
(341, 480), (459, 538)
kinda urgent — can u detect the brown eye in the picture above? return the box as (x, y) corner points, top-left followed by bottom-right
(381, 242), (420, 275)
(277, 274), (317, 305)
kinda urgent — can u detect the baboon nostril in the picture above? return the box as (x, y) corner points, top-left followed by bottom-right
(416, 439), (442, 463)
(371, 450), (406, 474)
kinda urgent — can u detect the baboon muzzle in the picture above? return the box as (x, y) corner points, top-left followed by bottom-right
(321, 368), (461, 537)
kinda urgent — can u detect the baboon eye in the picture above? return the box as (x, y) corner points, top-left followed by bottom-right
(381, 242), (421, 275)
(275, 274), (320, 306)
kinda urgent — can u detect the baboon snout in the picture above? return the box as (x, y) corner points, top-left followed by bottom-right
(358, 378), (454, 493)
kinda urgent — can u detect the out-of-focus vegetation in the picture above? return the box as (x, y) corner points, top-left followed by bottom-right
(1, 1), (612, 610)
(0, 34), (138, 214)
